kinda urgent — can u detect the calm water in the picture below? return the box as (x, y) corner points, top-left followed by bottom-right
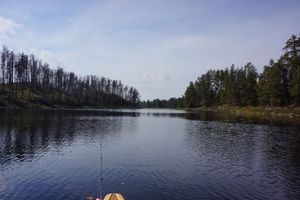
(0, 109), (300, 200)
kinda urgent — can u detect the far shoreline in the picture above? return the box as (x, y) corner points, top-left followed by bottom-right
(185, 106), (300, 118)
(0, 104), (141, 110)
(2, 104), (299, 116)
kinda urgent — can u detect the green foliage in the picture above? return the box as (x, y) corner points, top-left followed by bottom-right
(182, 34), (300, 108)
(283, 34), (300, 105)
(184, 82), (196, 107)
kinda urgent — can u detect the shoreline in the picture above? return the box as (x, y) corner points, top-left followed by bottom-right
(0, 103), (140, 110)
(185, 106), (300, 118)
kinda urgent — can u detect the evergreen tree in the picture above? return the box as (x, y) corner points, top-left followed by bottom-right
(184, 82), (196, 107)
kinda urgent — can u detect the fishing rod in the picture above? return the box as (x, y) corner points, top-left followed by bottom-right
(86, 130), (125, 200)
(96, 134), (104, 200)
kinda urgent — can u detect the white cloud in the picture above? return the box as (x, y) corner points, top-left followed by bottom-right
(25, 47), (65, 68)
(0, 16), (22, 45)
(0, 16), (21, 33)
(133, 70), (173, 100)
(142, 70), (170, 82)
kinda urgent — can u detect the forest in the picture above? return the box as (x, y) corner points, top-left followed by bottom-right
(1, 34), (299, 109)
(141, 97), (183, 108)
(143, 34), (300, 109)
(0, 47), (140, 108)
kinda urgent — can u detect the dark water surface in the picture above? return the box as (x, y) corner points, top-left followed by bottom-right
(0, 109), (300, 200)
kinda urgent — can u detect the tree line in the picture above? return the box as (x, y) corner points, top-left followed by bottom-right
(183, 34), (300, 108)
(0, 46), (140, 107)
(141, 97), (183, 108)
(142, 34), (300, 108)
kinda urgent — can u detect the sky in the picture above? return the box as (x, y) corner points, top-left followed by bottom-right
(0, 0), (299, 100)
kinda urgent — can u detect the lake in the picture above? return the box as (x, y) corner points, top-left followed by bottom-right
(0, 109), (300, 200)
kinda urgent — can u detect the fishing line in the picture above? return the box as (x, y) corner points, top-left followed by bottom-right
(97, 132), (104, 200)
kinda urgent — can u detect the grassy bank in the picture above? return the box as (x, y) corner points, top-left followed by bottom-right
(187, 105), (300, 118)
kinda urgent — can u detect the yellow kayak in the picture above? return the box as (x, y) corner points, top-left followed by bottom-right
(87, 193), (125, 200)
(103, 193), (125, 200)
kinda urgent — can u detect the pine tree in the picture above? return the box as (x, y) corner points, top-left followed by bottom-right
(184, 82), (196, 108)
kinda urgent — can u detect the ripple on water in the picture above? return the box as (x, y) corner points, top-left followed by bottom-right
(1, 109), (300, 200)
(0, 174), (7, 193)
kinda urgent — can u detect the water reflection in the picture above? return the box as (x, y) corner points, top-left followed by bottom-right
(0, 109), (136, 168)
(0, 108), (299, 169)
(184, 111), (300, 126)
(0, 109), (300, 200)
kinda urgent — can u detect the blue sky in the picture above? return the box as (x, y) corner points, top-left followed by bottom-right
(0, 0), (299, 100)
